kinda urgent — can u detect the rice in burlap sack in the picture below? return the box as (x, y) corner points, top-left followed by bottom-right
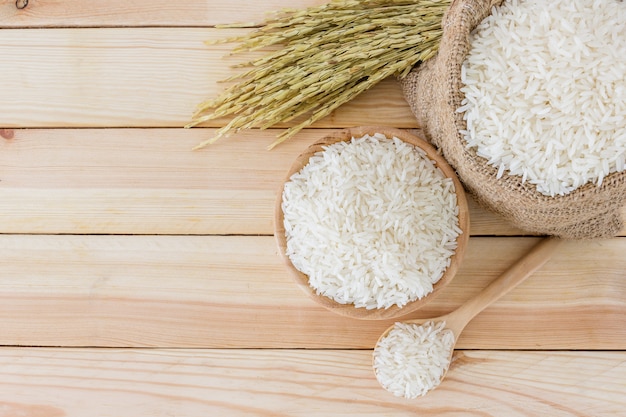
(401, 0), (626, 239)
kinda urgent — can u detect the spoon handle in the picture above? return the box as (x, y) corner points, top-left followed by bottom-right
(450, 237), (563, 330)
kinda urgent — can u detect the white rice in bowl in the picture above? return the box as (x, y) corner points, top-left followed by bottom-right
(458, 0), (626, 197)
(373, 321), (454, 399)
(281, 133), (462, 310)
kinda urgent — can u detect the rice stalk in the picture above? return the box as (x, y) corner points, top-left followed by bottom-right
(187, 0), (451, 149)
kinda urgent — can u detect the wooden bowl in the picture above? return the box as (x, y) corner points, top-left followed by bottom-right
(274, 126), (470, 320)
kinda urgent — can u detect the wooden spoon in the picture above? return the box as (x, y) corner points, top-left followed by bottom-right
(373, 237), (564, 398)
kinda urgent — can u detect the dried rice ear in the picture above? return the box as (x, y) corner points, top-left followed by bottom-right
(401, 0), (626, 239)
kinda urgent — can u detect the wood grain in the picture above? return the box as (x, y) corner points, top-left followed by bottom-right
(0, 236), (624, 349)
(2, 128), (623, 236)
(0, 28), (415, 128)
(0, 0), (328, 27)
(0, 347), (624, 416)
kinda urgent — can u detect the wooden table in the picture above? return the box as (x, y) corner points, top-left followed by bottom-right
(1, 1), (625, 415)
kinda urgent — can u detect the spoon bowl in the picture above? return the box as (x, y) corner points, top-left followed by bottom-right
(374, 237), (563, 398)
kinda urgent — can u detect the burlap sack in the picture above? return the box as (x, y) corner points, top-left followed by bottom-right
(401, 0), (626, 239)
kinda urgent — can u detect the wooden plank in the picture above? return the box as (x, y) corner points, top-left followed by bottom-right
(0, 128), (330, 235)
(0, 28), (415, 128)
(0, 347), (624, 416)
(0, 0), (328, 27)
(0, 236), (624, 349)
(2, 128), (623, 236)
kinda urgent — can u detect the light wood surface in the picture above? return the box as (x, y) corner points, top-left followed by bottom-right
(1, 1), (625, 415)
(1, 235), (624, 349)
(0, 0), (329, 27)
(0, 28), (415, 128)
(0, 348), (624, 416)
(1, 128), (623, 236)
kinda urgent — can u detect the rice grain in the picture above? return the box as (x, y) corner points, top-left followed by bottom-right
(373, 321), (454, 398)
(459, 0), (626, 197)
(281, 134), (461, 309)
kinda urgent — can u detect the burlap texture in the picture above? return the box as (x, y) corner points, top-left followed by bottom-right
(401, 0), (626, 239)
